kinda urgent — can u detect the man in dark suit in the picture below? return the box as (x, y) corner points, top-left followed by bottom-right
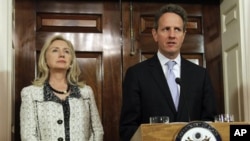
(119, 4), (217, 141)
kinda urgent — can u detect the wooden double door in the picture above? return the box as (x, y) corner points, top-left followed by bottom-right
(14, 0), (223, 141)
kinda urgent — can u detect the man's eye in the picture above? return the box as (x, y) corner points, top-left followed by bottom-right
(163, 28), (170, 31)
(175, 28), (182, 32)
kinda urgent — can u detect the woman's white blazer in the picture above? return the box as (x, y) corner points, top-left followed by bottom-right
(20, 84), (104, 141)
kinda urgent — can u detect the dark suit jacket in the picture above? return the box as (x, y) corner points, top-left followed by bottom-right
(119, 54), (217, 141)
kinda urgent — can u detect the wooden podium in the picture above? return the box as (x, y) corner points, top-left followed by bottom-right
(131, 122), (250, 141)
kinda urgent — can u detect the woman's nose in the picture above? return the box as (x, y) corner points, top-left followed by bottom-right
(59, 50), (65, 57)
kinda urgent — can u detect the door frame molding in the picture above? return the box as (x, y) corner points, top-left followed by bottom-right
(0, 0), (13, 140)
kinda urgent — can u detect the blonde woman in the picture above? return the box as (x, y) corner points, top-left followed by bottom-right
(20, 35), (104, 141)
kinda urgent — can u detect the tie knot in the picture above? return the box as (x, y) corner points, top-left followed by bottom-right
(166, 61), (176, 70)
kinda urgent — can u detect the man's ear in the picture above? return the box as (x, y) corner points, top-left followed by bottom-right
(152, 28), (158, 42)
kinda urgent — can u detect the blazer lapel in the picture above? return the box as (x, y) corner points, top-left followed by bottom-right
(148, 55), (177, 113)
(176, 58), (192, 121)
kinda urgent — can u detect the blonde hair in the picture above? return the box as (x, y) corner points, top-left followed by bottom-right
(32, 35), (85, 87)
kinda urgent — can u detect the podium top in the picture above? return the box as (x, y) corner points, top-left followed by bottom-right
(131, 122), (250, 141)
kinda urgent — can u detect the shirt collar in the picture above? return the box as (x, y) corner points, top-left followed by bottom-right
(43, 81), (81, 103)
(157, 51), (181, 66)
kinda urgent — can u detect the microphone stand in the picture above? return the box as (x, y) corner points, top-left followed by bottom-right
(175, 78), (190, 122)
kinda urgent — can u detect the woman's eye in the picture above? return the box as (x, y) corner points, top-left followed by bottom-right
(52, 49), (58, 52)
(65, 50), (70, 54)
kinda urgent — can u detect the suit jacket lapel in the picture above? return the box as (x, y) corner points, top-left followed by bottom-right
(176, 58), (191, 121)
(148, 55), (177, 113)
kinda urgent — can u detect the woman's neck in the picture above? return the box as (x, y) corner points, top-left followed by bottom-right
(48, 74), (70, 100)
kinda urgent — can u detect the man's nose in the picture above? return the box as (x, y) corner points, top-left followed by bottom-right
(169, 29), (176, 37)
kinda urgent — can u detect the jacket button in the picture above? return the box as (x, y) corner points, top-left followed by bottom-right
(57, 119), (63, 124)
(58, 137), (63, 141)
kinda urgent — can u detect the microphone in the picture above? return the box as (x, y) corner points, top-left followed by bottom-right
(175, 78), (190, 122)
(175, 78), (181, 85)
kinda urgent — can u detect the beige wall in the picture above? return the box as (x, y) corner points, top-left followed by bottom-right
(239, 0), (250, 121)
(0, 0), (13, 140)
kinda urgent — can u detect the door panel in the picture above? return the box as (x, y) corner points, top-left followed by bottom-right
(122, 2), (224, 117)
(122, 2), (205, 74)
(14, 1), (121, 141)
(220, 0), (243, 121)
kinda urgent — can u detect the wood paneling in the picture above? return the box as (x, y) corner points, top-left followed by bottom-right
(14, 1), (223, 141)
(122, 3), (205, 71)
(14, 1), (122, 141)
(37, 13), (102, 33)
(140, 15), (202, 34)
